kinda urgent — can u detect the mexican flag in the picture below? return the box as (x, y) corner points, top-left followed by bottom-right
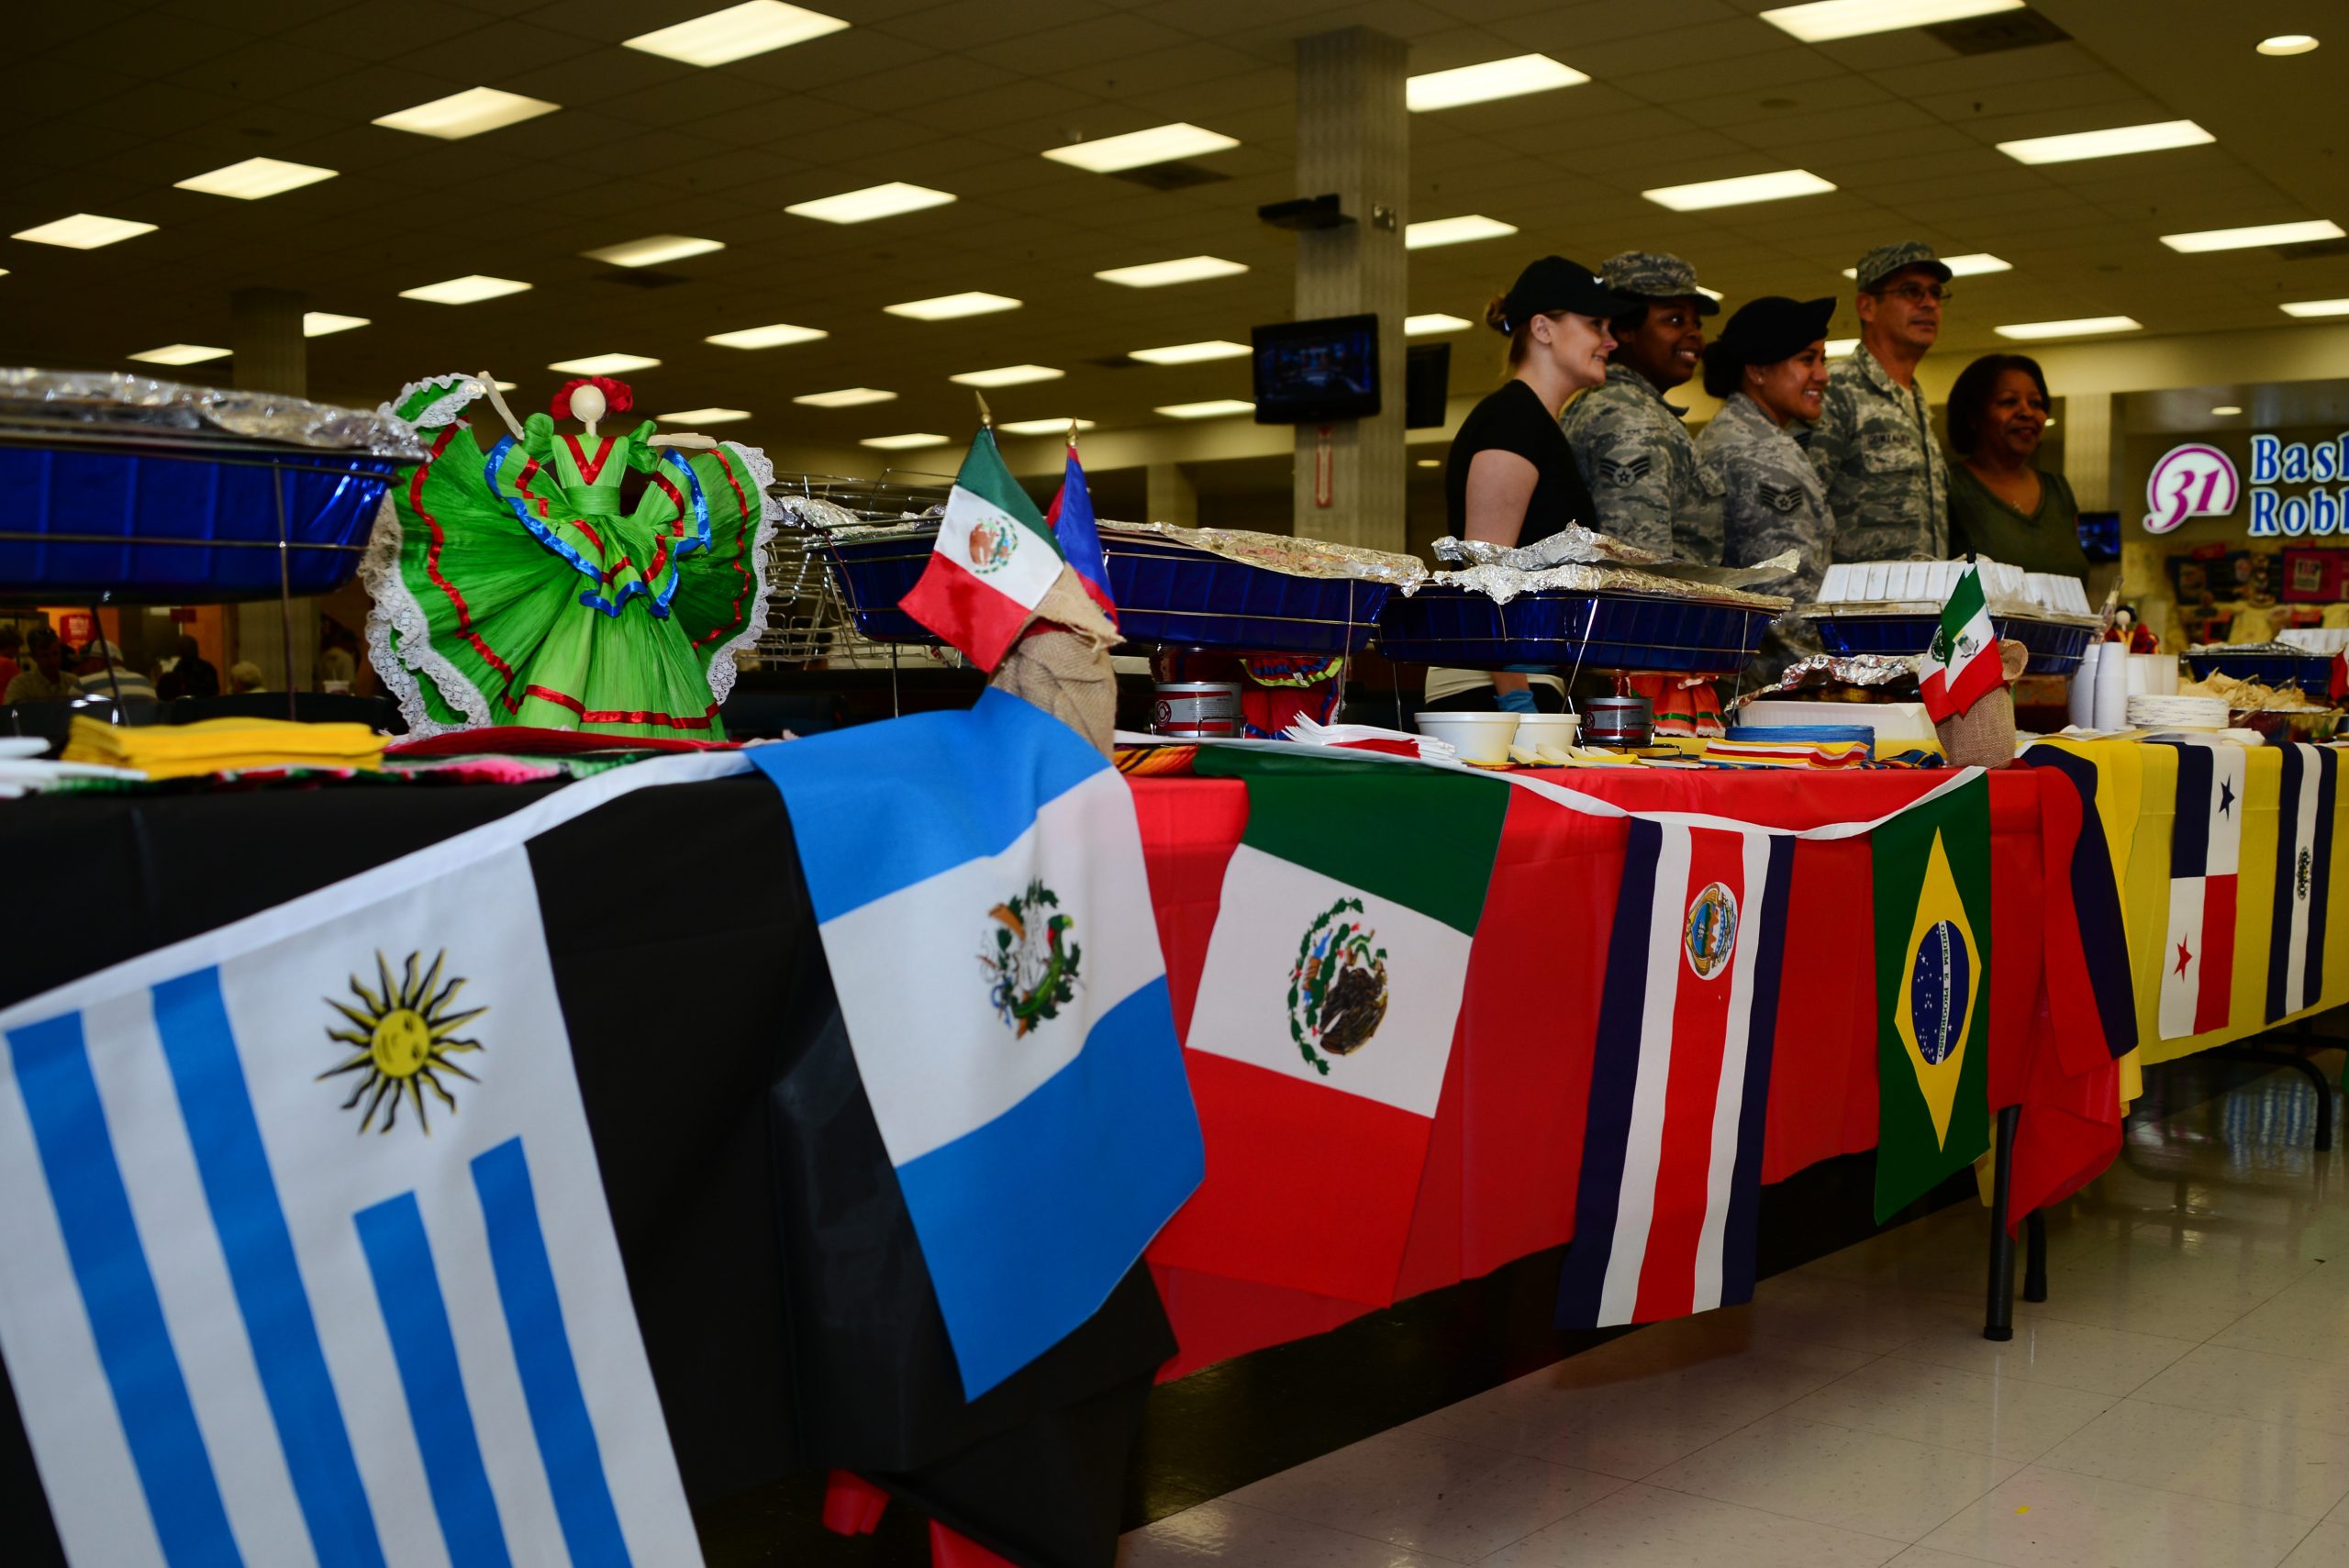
(1918, 565), (2001, 722)
(1873, 771), (1994, 1219)
(898, 427), (1064, 671)
(1148, 749), (1510, 1306)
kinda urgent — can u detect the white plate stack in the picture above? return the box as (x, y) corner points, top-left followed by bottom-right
(2127, 695), (2230, 731)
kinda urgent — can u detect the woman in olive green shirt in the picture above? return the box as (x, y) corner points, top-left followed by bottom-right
(1944, 353), (2090, 581)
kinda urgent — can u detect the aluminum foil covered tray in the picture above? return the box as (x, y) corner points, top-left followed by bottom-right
(807, 509), (1422, 654)
(0, 368), (419, 602)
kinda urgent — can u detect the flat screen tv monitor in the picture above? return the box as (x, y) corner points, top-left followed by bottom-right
(2076, 509), (2121, 563)
(1251, 313), (1379, 423)
(1404, 342), (1450, 429)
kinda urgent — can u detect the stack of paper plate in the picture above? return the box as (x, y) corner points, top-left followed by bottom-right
(2127, 695), (2230, 732)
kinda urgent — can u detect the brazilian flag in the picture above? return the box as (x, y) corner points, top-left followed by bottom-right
(1873, 774), (1993, 1220)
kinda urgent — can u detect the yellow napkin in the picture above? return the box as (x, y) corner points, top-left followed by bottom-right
(62, 716), (385, 780)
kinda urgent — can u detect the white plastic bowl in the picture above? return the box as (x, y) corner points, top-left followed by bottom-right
(1415, 711), (1519, 764)
(1510, 713), (1582, 748)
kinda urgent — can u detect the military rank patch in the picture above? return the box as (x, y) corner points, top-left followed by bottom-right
(1597, 455), (1653, 487)
(1756, 480), (1804, 515)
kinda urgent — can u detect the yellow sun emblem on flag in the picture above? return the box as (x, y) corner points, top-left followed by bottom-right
(319, 951), (486, 1135)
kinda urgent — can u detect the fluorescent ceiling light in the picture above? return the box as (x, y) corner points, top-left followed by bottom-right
(584, 234), (724, 268)
(2258, 34), (2319, 56)
(128, 344), (230, 366)
(2282, 298), (2349, 318)
(1415, 459), (1440, 468)
(861, 432), (949, 450)
(1155, 399), (1254, 420)
(1998, 119), (2212, 165)
(997, 417), (1098, 436)
(656, 406), (753, 424)
(786, 182), (955, 224)
(1406, 313), (1473, 335)
(1993, 316), (2141, 340)
(174, 157), (336, 199)
(1043, 123), (1237, 173)
(302, 312), (369, 337)
(794, 386), (895, 407)
(2163, 219), (2346, 252)
(1761, 0), (2021, 43)
(399, 274), (531, 305)
(1840, 251), (2010, 279)
(705, 321), (827, 349)
(2211, 405), (2243, 416)
(950, 364), (1063, 388)
(1094, 255), (1248, 288)
(1696, 285), (1726, 302)
(546, 352), (662, 374)
(1642, 169), (1834, 212)
(373, 87), (559, 139)
(1130, 339), (1250, 365)
(885, 291), (1020, 320)
(13, 214), (155, 249)
(623, 1), (847, 65)
(1824, 338), (1860, 357)
(1407, 54), (1587, 112)
(1406, 215), (1520, 250)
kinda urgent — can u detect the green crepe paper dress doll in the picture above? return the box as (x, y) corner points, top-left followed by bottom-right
(362, 372), (774, 740)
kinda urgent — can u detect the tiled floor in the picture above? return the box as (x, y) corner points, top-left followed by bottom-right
(1119, 1065), (2349, 1567)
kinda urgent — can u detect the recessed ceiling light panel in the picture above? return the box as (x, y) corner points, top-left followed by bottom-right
(546, 352), (662, 374)
(373, 87), (560, 139)
(2258, 34), (2320, 55)
(1043, 123), (1238, 173)
(1094, 255), (1248, 288)
(655, 406), (754, 424)
(1405, 215), (1520, 250)
(174, 157), (337, 199)
(1840, 251), (2010, 280)
(1642, 170), (1835, 211)
(1992, 316), (2141, 340)
(1760, 0), (2022, 42)
(2282, 298), (2349, 318)
(861, 432), (949, 450)
(128, 344), (230, 366)
(623, 1), (848, 65)
(795, 386), (896, 407)
(950, 364), (1063, 388)
(2211, 405), (2243, 416)
(786, 182), (956, 224)
(14, 214), (156, 249)
(1406, 54), (1587, 112)
(1130, 340), (1251, 365)
(399, 274), (532, 305)
(884, 291), (1021, 320)
(997, 417), (1098, 436)
(1406, 313), (1473, 335)
(1154, 398), (1255, 419)
(2164, 220), (2345, 252)
(1824, 338), (1861, 358)
(1998, 119), (2213, 165)
(584, 234), (725, 268)
(302, 312), (369, 338)
(705, 322), (827, 349)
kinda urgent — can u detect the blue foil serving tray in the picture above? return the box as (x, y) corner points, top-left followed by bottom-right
(826, 527), (1395, 654)
(2185, 651), (2334, 698)
(1809, 611), (2096, 675)
(0, 441), (396, 602)
(1375, 585), (1774, 673)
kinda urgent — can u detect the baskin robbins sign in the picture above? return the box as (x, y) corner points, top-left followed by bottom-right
(2145, 434), (2349, 537)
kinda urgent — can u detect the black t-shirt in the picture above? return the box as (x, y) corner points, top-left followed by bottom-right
(1443, 379), (1594, 549)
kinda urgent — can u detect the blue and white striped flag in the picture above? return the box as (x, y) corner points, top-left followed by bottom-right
(0, 765), (722, 1568)
(752, 687), (1203, 1398)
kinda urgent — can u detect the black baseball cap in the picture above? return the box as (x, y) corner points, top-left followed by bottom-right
(1714, 295), (1838, 365)
(1497, 256), (1637, 332)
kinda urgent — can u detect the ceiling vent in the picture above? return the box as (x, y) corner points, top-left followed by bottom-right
(597, 269), (690, 289)
(1924, 10), (2069, 52)
(1109, 161), (1231, 192)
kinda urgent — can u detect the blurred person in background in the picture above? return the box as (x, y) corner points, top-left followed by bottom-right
(74, 639), (158, 705)
(228, 661), (267, 695)
(6, 627), (81, 704)
(1944, 352), (2089, 583)
(156, 633), (219, 701)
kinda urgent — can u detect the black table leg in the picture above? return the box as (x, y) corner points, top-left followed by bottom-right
(1985, 1104), (2020, 1341)
(2022, 1209), (2048, 1303)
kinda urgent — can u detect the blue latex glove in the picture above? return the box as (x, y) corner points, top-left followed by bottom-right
(1497, 688), (1539, 715)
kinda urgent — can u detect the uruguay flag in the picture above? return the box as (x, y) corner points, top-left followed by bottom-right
(1044, 435), (1117, 624)
(0, 822), (704, 1568)
(751, 689), (1201, 1397)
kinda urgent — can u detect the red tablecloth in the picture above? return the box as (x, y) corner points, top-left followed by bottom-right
(1131, 769), (2062, 1378)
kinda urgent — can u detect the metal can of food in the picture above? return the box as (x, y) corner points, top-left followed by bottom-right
(1153, 681), (1243, 737)
(1582, 695), (1653, 749)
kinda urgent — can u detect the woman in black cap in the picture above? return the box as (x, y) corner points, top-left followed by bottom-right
(1429, 255), (1634, 714)
(1695, 295), (1838, 681)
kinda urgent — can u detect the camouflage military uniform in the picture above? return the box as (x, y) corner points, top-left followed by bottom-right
(1559, 363), (1724, 562)
(1699, 391), (1831, 684)
(1808, 345), (1950, 561)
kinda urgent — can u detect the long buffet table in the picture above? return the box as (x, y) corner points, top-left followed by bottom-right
(2, 744), (2335, 1565)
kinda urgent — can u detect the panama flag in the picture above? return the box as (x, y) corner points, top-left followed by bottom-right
(1917, 565), (2001, 722)
(1152, 751), (1511, 1307)
(0, 802), (704, 1568)
(751, 688), (1202, 1398)
(2160, 740), (2249, 1040)
(1556, 819), (1795, 1329)
(1044, 434), (1117, 624)
(2267, 743), (2338, 1024)
(899, 427), (1066, 671)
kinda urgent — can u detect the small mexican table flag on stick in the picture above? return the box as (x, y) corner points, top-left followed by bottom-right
(1918, 564), (2001, 722)
(899, 417), (1066, 670)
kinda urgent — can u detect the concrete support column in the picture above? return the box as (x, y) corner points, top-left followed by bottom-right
(228, 286), (314, 694)
(2059, 391), (2121, 513)
(1146, 462), (1198, 526)
(1291, 27), (1408, 551)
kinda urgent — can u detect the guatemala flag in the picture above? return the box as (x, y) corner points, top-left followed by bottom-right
(1044, 434), (1118, 625)
(752, 688), (1201, 1397)
(0, 777), (713, 1568)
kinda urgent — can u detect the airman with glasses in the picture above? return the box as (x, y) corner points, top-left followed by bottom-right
(1807, 241), (1954, 562)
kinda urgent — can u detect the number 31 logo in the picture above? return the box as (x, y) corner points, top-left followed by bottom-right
(2144, 443), (2240, 534)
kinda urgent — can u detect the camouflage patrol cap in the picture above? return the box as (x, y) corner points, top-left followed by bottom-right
(1600, 250), (1720, 316)
(1854, 240), (1954, 291)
